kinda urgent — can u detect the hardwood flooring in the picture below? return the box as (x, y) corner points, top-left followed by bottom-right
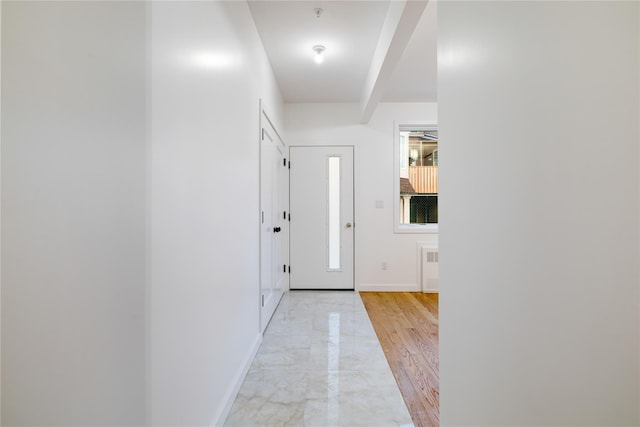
(360, 292), (439, 427)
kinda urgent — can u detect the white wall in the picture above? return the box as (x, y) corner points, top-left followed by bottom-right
(149, 2), (282, 425)
(1, 2), (4, 422)
(1, 2), (147, 425)
(439, 1), (640, 425)
(1, 2), (282, 425)
(285, 102), (437, 291)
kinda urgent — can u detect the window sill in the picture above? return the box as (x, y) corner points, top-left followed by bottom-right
(394, 224), (439, 234)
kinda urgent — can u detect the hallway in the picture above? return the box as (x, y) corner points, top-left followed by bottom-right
(224, 291), (413, 426)
(2, 2), (638, 426)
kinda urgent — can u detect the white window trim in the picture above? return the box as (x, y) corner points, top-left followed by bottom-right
(394, 122), (439, 234)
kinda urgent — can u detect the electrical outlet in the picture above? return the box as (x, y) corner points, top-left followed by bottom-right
(381, 261), (388, 271)
(375, 200), (384, 209)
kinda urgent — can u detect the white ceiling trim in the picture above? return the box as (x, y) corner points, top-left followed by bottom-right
(359, 0), (429, 123)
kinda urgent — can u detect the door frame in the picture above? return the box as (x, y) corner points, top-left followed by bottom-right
(258, 100), (288, 332)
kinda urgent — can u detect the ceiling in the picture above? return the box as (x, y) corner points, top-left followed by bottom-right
(248, 0), (437, 105)
(382, 0), (437, 102)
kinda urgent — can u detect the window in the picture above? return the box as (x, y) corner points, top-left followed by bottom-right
(327, 156), (341, 270)
(395, 125), (438, 233)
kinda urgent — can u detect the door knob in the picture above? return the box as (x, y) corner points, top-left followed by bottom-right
(345, 223), (352, 228)
(273, 226), (281, 233)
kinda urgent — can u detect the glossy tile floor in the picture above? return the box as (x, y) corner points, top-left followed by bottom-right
(224, 291), (414, 427)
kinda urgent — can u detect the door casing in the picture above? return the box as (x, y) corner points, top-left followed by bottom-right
(259, 105), (288, 332)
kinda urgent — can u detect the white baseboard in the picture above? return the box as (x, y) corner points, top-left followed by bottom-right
(422, 289), (439, 294)
(213, 332), (262, 426)
(358, 283), (421, 292)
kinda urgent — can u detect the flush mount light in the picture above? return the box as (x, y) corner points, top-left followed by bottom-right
(312, 45), (326, 64)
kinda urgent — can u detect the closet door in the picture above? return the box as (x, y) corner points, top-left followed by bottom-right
(260, 110), (287, 331)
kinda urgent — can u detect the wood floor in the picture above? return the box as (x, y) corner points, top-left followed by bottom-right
(360, 292), (439, 427)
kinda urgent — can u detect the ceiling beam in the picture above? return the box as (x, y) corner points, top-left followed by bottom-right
(359, 0), (428, 124)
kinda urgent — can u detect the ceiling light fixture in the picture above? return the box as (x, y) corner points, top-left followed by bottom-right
(312, 45), (326, 64)
(311, 8), (326, 64)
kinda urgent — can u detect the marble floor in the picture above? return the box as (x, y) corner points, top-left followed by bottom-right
(224, 291), (414, 427)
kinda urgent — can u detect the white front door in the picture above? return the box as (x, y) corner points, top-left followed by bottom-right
(289, 146), (354, 289)
(260, 110), (287, 331)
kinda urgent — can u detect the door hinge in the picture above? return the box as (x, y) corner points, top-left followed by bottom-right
(261, 128), (264, 141)
(288, 265), (291, 274)
(283, 158), (287, 167)
(261, 211), (264, 224)
(283, 211), (287, 220)
(288, 213), (291, 222)
(283, 264), (286, 273)
(288, 161), (291, 169)
(261, 294), (264, 307)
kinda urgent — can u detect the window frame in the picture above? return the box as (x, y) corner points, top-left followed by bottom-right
(393, 122), (439, 234)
